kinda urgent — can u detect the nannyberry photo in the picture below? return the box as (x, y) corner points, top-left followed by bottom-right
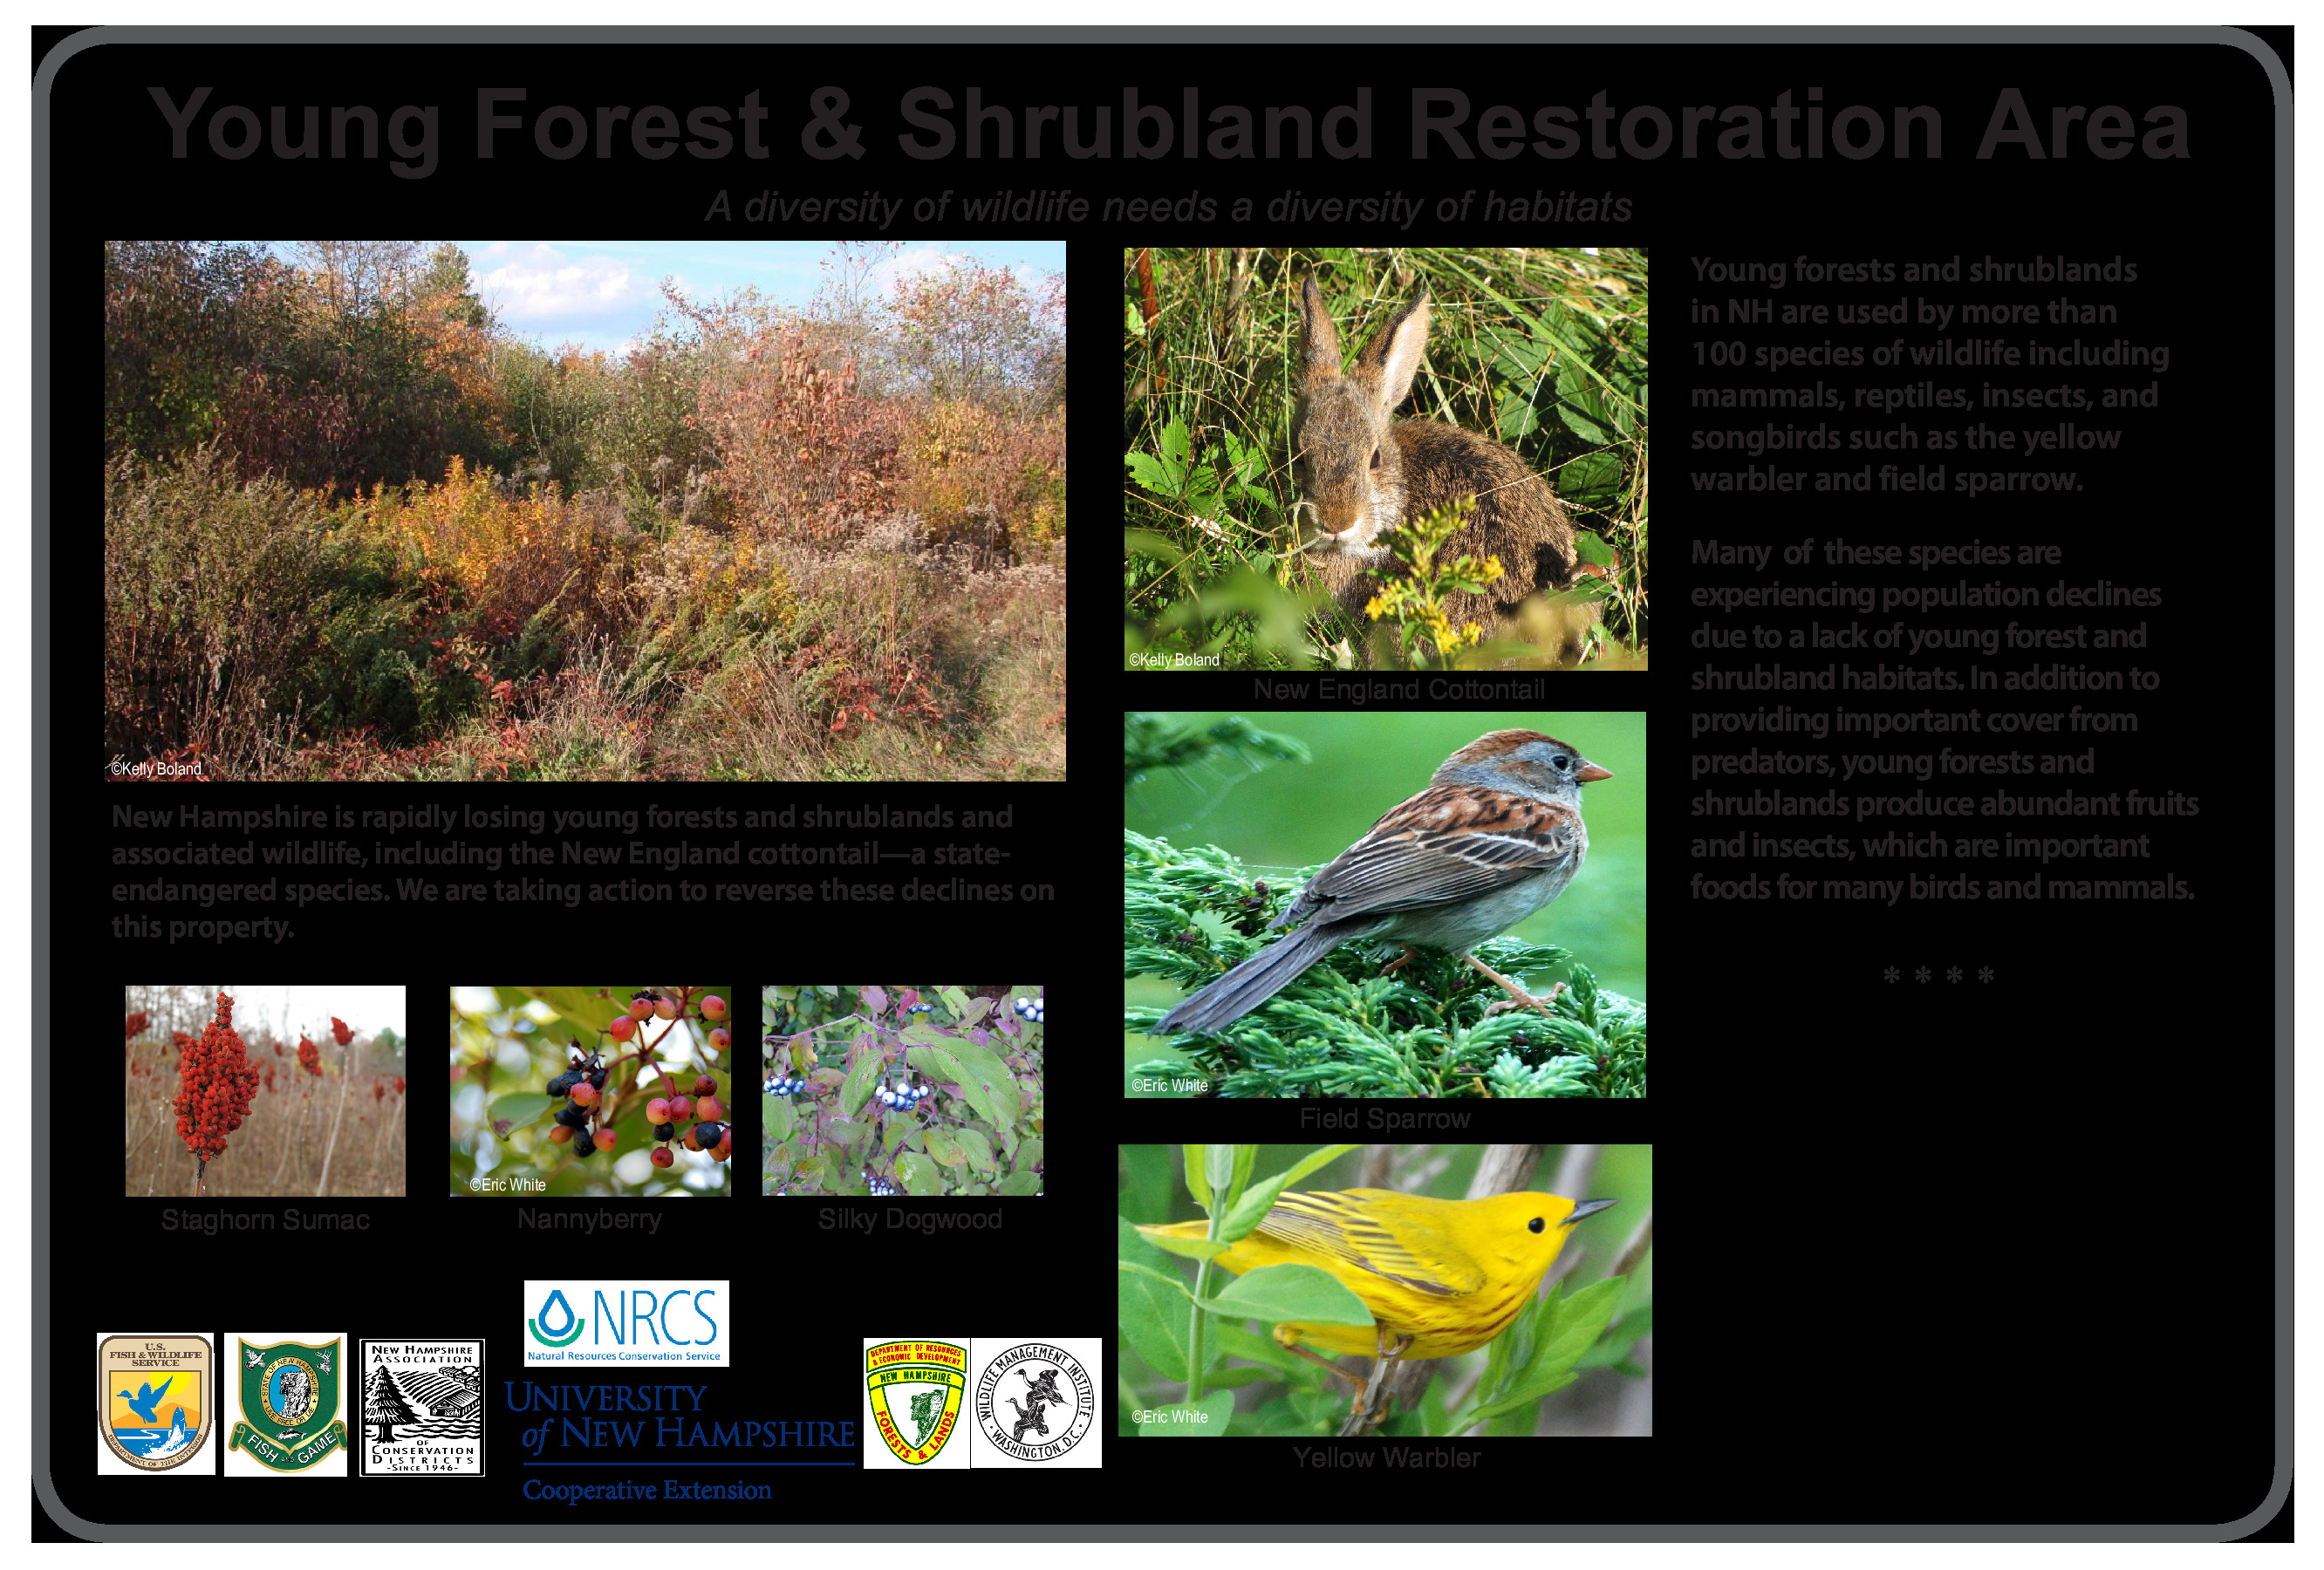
(103, 240), (1066, 782)
(762, 985), (1043, 1197)
(449, 986), (735, 1196)
(125, 986), (408, 1198)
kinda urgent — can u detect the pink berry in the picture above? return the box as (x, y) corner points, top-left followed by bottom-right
(651, 1146), (674, 1168)
(595, 1129), (618, 1153)
(608, 1015), (637, 1043)
(700, 995), (727, 1020)
(654, 996), (679, 1020)
(668, 1096), (694, 1121)
(709, 1027), (730, 1052)
(646, 1097), (672, 1123)
(570, 1082), (599, 1109)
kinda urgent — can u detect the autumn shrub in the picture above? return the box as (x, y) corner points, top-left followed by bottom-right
(103, 445), (334, 773)
(899, 398), (1067, 558)
(669, 287), (906, 540)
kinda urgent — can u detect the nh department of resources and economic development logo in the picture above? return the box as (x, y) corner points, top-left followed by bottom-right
(227, 1334), (349, 1474)
(865, 1339), (968, 1468)
(970, 1340), (1097, 1467)
(359, 1339), (485, 1477)
(97, 1333), (215, 1474)
(523, 1280), (728, 1366)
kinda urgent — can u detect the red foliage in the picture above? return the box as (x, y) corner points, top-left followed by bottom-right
(125, 1011), (148, 1040)
(297, 1034), (322, 1075)
(394, 1075), (406, 1095)
(171, 992), (260, 1163)
(330, 1015), (353, 1046)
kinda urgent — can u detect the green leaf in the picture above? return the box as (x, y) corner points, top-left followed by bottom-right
(1462, 1369), (1580, 1428)
(922, 1125), (967, 1167)
(1137, 1226), (1230, 1263)
(1205, 1143), (1235, 1208)
(839, 1045), (881, 1117)
(486, 1093), (553, 1140)
(1525, 1276), (1627, 1385)
(763, 1093), (795, 1143)
(1218, 1144), (1360, 1242)
(954, 1127), (995, 1173)
(1183, 1143), (1212, 1210)
(1136, 1391), (1234, 1436)
(924, 1037), (1016, 1131)
(1576, 1301), (1653, 1370)
(510, 986), (611, 1041)
(1118, 1234), (1194, 1382)
(1200, 1262), (1374, 1329)
(995, 1170), (1042, 1195)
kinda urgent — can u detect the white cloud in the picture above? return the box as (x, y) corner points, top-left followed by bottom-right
(475, 243), (642, 322)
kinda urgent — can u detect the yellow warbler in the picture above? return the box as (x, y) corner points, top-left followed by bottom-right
(1140, 1188), (1617, 1362)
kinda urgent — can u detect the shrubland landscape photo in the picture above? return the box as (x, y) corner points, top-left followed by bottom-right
(103, 240), (1067, 781)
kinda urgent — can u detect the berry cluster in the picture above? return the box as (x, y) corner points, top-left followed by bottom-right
(1012, 994), (1046, 1025)
(644, 1073), (733, 1169)
(905, 1002), (936, 1017)
(764, 1073), (812, 1096)
(877, 1075), (929, 1112)
(864, 1165), (900, 1198)
(171, 992), (261, 1165)
(296, 1034), (322, 1075)
(545, 1043), (616, 1157)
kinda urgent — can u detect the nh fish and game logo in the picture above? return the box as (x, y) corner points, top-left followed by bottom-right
(523, 1280), (728, 1366)
(864, 1339), (968, 1468)
(227, 1334), (350, 1475)
(359, 1339), (485, 1476)
(97, 1333), (214, 1474)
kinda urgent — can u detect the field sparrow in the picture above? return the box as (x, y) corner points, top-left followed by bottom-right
(1152, 729), (1613, 1036)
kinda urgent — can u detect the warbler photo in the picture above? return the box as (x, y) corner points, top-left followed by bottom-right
(1117, 1143), (1653, 1438)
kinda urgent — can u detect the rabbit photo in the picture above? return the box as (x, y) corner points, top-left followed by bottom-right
(1294, 274), (1583, 652)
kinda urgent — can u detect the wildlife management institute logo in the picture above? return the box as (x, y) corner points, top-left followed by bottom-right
(865, 1340), (967, 1466)
(971, 1341), (1096, 1466)
(228, 1336), (349, 1473)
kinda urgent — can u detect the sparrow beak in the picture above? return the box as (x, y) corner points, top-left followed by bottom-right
(1576, 761), (1614, 783)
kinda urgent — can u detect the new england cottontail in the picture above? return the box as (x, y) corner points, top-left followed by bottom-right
(1293, 275), (1578, 645)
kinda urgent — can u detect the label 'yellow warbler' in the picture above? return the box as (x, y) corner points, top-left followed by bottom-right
(1139, 1187), (1617, 1362)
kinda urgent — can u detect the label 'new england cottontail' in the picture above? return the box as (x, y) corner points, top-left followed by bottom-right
(1294, 275), (1578, 649)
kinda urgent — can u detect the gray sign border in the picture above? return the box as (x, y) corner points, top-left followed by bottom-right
(38, 23), (2290, 1543)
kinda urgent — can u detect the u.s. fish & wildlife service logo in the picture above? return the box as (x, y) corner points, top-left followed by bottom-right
(228, 1335), (349, 1474)
(97, 1333), (215, 1473)
(970, 1340), (1097, 1467)
(864, 1339), (968, 1468)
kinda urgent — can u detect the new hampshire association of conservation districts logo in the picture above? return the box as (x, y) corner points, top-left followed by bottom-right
(228, 1336), (350, 1473)
(865, 1340), (968, 1466)
(98, 1334), (214, 1473)
(971, 1341), (1096, 1466)
(359, 1339), (485, 1476)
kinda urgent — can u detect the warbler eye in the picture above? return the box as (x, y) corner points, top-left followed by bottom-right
(1552, 754), (1571, 769)
(1528, 1217), (1546, 1233)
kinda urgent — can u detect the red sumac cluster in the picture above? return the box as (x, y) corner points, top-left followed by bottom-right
(331, 1015), (353, 1046)
(125, 1011), (148, 1041)
(297, 1034), (322, 1075)
(171, 992), (260, 1163)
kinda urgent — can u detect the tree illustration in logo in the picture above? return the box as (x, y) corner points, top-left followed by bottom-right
(908, 1386), (946, 1449)
(364, 1366), (420, 1444)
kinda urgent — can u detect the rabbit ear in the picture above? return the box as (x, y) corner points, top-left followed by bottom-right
(1298, 274), (1343, 391)
(1353, 287), (1432, 413)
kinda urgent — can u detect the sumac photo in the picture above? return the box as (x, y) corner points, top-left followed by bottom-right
(103, 240), (1067, 781)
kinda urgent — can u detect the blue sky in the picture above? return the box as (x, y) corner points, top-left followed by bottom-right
(445, 239), (1064, 355)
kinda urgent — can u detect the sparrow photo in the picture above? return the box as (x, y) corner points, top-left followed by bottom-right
(1124, 713), (1645, 1098)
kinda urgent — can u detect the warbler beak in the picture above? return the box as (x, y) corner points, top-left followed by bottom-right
(1576, 761), (1614, 783)
(1566, 1198), (1619, 1225)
